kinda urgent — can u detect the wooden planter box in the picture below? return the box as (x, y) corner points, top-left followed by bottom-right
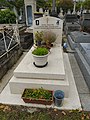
(21, 88), (53, 105)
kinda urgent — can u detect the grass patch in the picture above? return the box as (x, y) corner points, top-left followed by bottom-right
(0, 104), (90, 120)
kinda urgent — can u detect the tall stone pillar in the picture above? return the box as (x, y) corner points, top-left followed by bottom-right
(24, 0), (36, 26)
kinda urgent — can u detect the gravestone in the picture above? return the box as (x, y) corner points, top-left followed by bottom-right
(64, 14), (80, 34)
(67, 10), (71, 15)
(33, 16), (63, 44)
(58, 9), (64, 19)
(39, 8), (43, 13)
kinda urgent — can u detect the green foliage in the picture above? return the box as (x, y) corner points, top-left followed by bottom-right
(22, 88), (52, 100)
(9, 0), (24, 15)
(35, 31), (44, 42)
(0, 9), (16, 24)
(0, 0), (24, 15)
(76, 2), (83, 11)
(58, 0), (73, 13)
(36, 0), (46, 9)
(83, 0), (90, 10)
(32, 47), (48, 56)
(36, 0), (60, 11)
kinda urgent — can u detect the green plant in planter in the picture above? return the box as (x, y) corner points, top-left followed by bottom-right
(32, 47), (48, 56)
(22, 88), (53, 100)
(35, 31), (44, 46)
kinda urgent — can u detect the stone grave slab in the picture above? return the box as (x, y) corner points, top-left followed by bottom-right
(14, 44), (65, 80)
(67, 31), (90, 50)
(0, 53), (81, 110)
(75, 43), (90, 89)
(78, 43), (90, 66)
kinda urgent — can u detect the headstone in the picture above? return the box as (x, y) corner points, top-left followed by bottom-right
(67, 9), (71, 15)
(39, 8), (43, 13)
(64, 14), (80, 34)
(83, 13), (90, 20)
(33, 16), (63, 44)
(58, 9), (64, 19)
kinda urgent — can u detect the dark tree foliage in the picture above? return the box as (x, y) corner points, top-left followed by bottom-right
(0, 9), (16, 24)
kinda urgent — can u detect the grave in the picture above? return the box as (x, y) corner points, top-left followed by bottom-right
(64, 14), (80, 35)
(0, 15), (81, 109)
(9, 16), (69, 97)
(67, 31), (90, 50)
(75, 43), (90, 89)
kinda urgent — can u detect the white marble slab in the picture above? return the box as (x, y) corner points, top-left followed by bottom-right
(9, 76), (69, 97)
(14, 44), (65, 80)
(0, 53), (81, 110)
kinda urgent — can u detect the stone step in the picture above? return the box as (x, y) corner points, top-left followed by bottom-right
(9, 76), (69, 98)
(14, 45), (65, 80)
(9, 53), (71, 98)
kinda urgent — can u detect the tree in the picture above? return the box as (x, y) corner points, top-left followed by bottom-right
(8, 0), (24, 15)
(76, 1), (83, 11)
(36, 0), (47, 11)
(0, 0), (24, 16)
(0, 9), (16, 23)
(83, 0), (90, 10)
(57, 0), (73, 13)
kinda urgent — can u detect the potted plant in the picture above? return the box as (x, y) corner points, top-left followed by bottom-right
(34, 31), (57, 49)
(21, 88), (53, 105)
(35, 31), (44, 46)
(32, 47), (49, 67)
(43, 31), (57, 49)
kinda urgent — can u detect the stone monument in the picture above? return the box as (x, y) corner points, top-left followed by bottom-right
(33, 16), (63, 44)
(24, 0), (36, 26)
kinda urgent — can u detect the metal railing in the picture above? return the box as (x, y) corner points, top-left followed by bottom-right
(0, 25), (20, 57)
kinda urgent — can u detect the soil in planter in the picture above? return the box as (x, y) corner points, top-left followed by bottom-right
(22, 88), (53, 105)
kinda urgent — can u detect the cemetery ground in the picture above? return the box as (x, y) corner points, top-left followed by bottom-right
(0, 104), (90, 120)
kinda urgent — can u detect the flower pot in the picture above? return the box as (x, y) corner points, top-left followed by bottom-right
(53, 90), (64, 107)
(21, 88), (53, 105)
(32, 54), (48, 67)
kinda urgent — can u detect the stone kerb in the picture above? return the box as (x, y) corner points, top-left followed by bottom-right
(33, 16), (63, 44)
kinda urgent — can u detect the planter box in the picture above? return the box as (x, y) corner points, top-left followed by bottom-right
(21, 88), (53, 105)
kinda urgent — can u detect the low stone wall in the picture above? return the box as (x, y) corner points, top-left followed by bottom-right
(0, 44), (22, 80)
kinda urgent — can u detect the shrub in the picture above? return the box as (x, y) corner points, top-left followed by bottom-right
(0, 9), (16, 24)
